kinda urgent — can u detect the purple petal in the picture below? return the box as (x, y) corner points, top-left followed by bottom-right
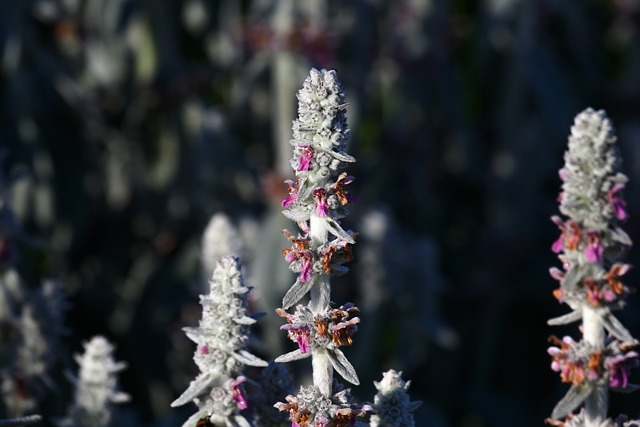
(585, 240), (603, 264)
(300, 256), (312, 282)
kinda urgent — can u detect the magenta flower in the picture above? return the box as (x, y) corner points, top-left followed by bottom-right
(313, 188), (329, 217)
(282, 180), (300, 208)
(585, 231), (603, 264)
(608, 351), (639, 389)
(608, 184), (628, 221)
(231, 377), (248, 409)
(298, 146), (314, 172)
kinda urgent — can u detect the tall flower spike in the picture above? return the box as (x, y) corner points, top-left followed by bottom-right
(548, 109), (639, 426)
(56, 336), (129, 427)
(171, 256), (267, 427)
(276, 68), (359, 397)
(370, 370), (422, 427)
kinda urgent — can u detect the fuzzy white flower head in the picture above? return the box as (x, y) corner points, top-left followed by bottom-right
(559, 108), (628, 234)
(370, 370), (421, 427)
(281, 68), (355, 224)
(201, 213), (243, 280)
(57, 336), (129, 427)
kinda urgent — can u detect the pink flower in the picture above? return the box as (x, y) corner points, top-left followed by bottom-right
(313, 188), (329, 217)
(585, 231), (603, 263)
(298, 146), (314, 172)
(608, 351), (639, 389)
(231, 377), (248, 409)
(608, 183), (628, 221)
(282, 180), (300, 208)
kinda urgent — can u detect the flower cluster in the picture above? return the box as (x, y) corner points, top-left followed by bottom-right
(274, 384), (370, 427)
(275, 304), (360, 386)
(56, 336), (129, 427)
(547, 109), (639, 424)
(171, 256), (267, 427)
(280, 68), (355, 224)
(276, 303), (360, 354)
(370, 370), (422, 427)
(548, 336), (639, 390)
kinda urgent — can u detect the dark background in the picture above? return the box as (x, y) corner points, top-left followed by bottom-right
(3, 0), (640, 426)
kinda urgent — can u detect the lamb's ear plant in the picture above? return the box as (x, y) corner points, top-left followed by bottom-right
(171, 256), (268, 427)
(547, 108), (639, 426)
(273, 68), (371, 426)
(55, 336), (129, 427)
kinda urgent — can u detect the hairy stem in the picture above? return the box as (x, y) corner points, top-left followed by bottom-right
(583, 306), (607, 426)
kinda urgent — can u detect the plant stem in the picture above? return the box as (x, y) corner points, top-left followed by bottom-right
(583, 306), (607, 427)
(308, 214), (333, 396)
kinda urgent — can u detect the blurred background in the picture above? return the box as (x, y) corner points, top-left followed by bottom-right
(3, 0), (640, 426)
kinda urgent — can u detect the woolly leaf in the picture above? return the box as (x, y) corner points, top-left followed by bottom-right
(234, 316), (257, 325)
(283, 208), (311, 223)
(275, 349), (311, 363)
(330, 150), (356, 163)
(282, 277), (315, 309)
(325, 218), (355, 244)
(328, 349), (359, 385)
(234, 350), (268, 367)
(601, 312), (636, 343)
(171, 373), (214, 407)
(551, 385), (591, 420)
(548, 310), (582, 326)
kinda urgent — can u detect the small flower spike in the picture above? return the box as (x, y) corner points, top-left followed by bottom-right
(172, 256), (267, 427)
(56, 336), (129, 427)
(547, 109), (640, 425)
(370, 370), (422, 427)
(274, 384), (371, 427)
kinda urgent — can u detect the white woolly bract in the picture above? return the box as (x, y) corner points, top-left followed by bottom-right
(560, 108), (627, 232)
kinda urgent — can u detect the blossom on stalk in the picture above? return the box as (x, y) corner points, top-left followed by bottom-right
(274, 384), (371, 427)
(275, 304), (360, 385)
(547, 109), (639, 424)
(370, 370), (422, 427)
(56, 336), (129, 427)
(171, 256), (267, 427)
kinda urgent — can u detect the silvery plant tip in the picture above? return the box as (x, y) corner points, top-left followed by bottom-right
(370, 370), (422, 427)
